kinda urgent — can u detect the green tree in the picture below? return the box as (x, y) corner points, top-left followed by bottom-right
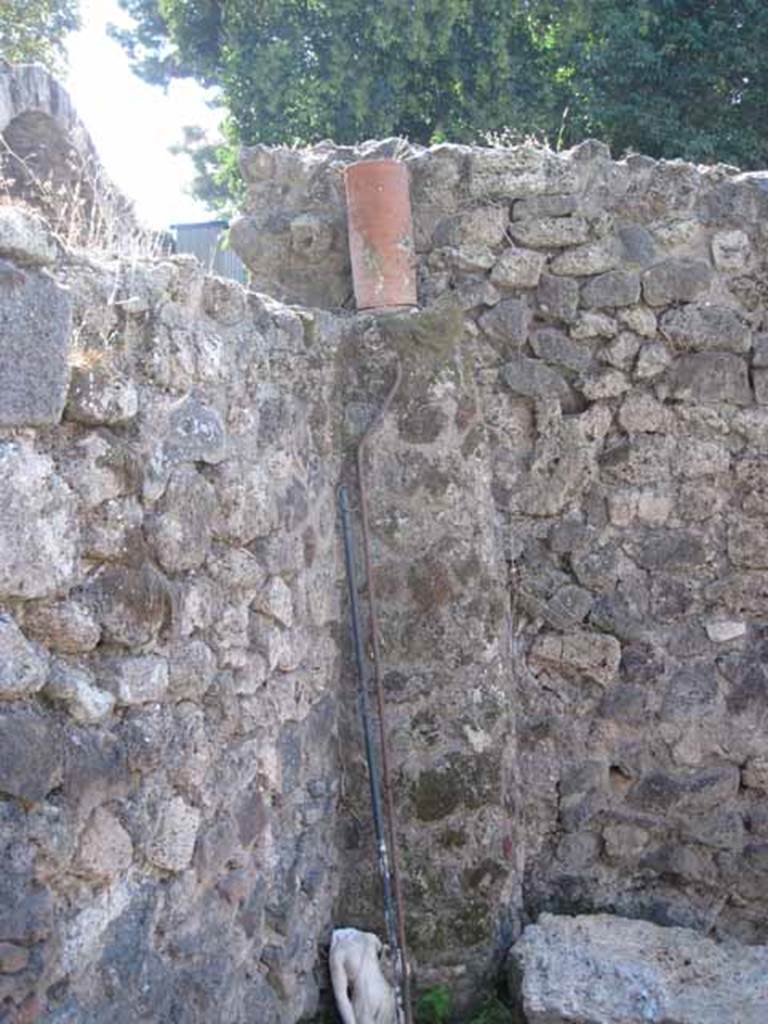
(113, 1), (768, 208)
(0, 0), (80, 73)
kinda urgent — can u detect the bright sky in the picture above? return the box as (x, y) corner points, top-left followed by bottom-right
(65, 0), (222, 228)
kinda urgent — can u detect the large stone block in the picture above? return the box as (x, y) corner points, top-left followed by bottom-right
(668, 352), (751, 405)
(0, 267), (71, 426)
(642, 257), (713, 305)
(0, 706), (62, 801)
(510, 913), (768, 1024)
(0, 443), (77, 600)
(660, 304), (750, 353)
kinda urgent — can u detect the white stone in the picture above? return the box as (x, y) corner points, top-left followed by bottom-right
(0, 206), (58, 265)
(252, 576), (294, 629)
(570, 312), (617, 339)
(711, 229), (751, 272)
(0, 443), (78, 600)
(75, 807), (133, 880)
(487, 245), (545, 288)
(148, 795), (200, 872)
(46, 661), (115, 723)
(104, 656), (169, 706)
(511, 912), (768, 1024)
(618, 306), (657, 337)
(0, 614), (48, 700)
(705, 620), (746, 643)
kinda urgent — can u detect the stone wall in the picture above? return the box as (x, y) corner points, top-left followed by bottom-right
(0, 207), (345, 1022)
(234, 138), (768, 986)
(2, 116), (768, 1023)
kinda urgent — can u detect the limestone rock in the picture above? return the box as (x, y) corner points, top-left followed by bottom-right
(509, 215), (589, 249)
(529, 630), (621, 686)
(711, 229), (751, 272)
(660, 304), (750, 354)
(0, 614), (48, 701)
(66, 366), (138, 425)
(642, 257), (713, 306)
(581, 270), (640, 309)
(490, 246), (546, 288)
(669, 352), (751, 406)
(549, 239), (620, 276)
(512, 194), (579, 220)
(0, 268), (72, 426)
(433, 206), (509, 249)
(147, 795), (200, 872)
(537, 274), (579, 323)
(75, 807), (133, 881)
(530, 330), (591, 373)
(46, 660), (114, 723)
(0, 707), (62, 802)
(23, 599), (100, 654)
(145, 465), (216, 573)
(634, 341), (672, 379)
(84, 563), (170, 648)
(510, 913), (768, 1024)
(501, 355), (573, 405)
(478, 298), (529, 344)
(571, 312), (617, 339)
(0, 443), (77, 600)
(103, 655), (169, 705)
(618, 306), (657, 337)
(0, 207), (58, 265)
(468, 147), (579, 198)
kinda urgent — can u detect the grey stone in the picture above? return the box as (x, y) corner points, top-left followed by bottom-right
(530, 330), (592, 372)
(433, 205), (509, 248)
(549, 239), (620, 276)
(75, 807), (133, 881)
(478, 298), (529, 344)
(660, 304), (750, 354)
(500, 355), (573, 405)
(669, 352), (751, 405)
(0, 207), (58, 265)
(165, 392), (226, 466)
(634, 341), (672, 379)
(0, 443), (77, 600)
(529, 630), (621, 686)
(537, 274), (579, 323)
(571, 312), (617, 339)
(145, 466), (216, 573)
(509, 216), (590, 249)
(84, 563), (170, 648)
(46, 660), (114, 723)
(634, 529), (707, 571)
(0, 613), (48, 701)
(642, 257), (713, 306)
(0, 268), (72, 426)
(512, 195), (579, 220)
(755, 369), (768, 405)
(168, 639), (216, 700)
(578, 368), (630, 401)
(617, 224), (657, 266)
(23, 598), (101, 653)
(581, 271), (640, 309)
(618, 306), (657, 337)
(0, 706), (62, 801)
(103, 655), (170, 705)
(147, 795), (201, 872)
(66, 366), (138, 425)
(511, 913), (768, 1024)
(728, 519), (768, 569)
(711, 229), (751, 272)
(489, 246), (546, 288)
(468, 148), (579, 198)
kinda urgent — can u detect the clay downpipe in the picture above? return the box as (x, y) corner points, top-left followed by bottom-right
(344, 160), (418, 313)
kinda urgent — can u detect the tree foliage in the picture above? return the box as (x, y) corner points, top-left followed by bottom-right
(113, 1), (768, 207)
(0, 0), (80, 72)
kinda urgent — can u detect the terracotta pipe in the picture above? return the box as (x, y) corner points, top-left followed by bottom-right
(344, 160), (418, 313)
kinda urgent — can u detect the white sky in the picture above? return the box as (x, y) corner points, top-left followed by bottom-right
(65, 0), (223, 228)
